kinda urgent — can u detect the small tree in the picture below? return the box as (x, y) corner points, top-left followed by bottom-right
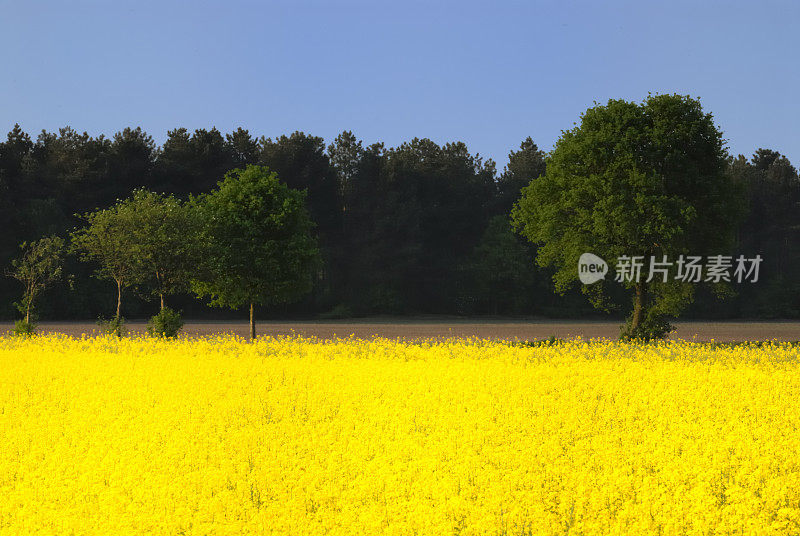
(71, 203), (139, 320)
(124, 189), (199, 310)
(7, 236), (65, 325)
(193, 165), (320, 340)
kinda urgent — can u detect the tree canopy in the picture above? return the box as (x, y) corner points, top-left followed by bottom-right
(512, 94), (745, 338)
(192, 165), (320, 338)
(123, 189), (199, 310)
(71, 200), (140, 320)
(7, 236), (65, 324)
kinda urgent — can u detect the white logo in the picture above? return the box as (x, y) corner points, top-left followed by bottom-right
(578, 253), (608, 284)
(577, 253), (763, 284)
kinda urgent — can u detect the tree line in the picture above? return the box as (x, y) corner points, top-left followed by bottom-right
(9, 166), (318, 338)
(1, 116), (798, 325)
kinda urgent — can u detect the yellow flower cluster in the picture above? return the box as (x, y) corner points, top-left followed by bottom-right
(1, 335), (800, 535)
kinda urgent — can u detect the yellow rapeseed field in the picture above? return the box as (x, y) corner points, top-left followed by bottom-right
(2, 335), (800, 535)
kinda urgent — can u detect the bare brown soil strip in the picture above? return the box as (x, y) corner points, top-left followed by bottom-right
(1, 319), (798, 342)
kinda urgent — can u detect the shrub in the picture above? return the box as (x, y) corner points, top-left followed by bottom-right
(13, 319), (37, 337)
(147, 307), (184, 338)
(619, 316), (675, 341)
(97, 316), (126, 337)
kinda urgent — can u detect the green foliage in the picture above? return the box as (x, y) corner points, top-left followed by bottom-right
(459, 216), (537, 314)
(327, 130), (363, 206)
(512, 94), (745, 338)
(146, 307), (184, 338)
(510, 336), (565, 347)
(123, 189), (200, 308)
(495, 138), (547, 214)
(725, 152), (800, 318)
(1, 121), (799, 321)
(71, 202), (140, 319)
(7, 236), (65, 323)
(620, 316), (675, 341)
(337, 137), (496, 313)
(71, 189), (201, 317)
(97, 316), (126, 337)
(192, 165), (320, 338)
(192, 165), (320, 310)
(13, 319), (37, 337)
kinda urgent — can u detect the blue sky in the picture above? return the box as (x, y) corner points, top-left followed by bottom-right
(2, 0), (798, 168)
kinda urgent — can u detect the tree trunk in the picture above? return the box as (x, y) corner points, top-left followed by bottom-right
(249, 302), (256, 341)
(25, 283), (33, 324)
(116, 280), (122, 320)
(156, 270), (165, 311)
(631, 282), (647, 333)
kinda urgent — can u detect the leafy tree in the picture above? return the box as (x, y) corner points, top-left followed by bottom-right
(512, 94), (744, 339)
(193, 165), (320, 339)
(29, 127), (111, 218)
(71, 202), (140, 320)
(751, 148), (783, 171)
(7, 236), (65, 324)
(15, 128), (118, 321)
(123, 189), (200, 310)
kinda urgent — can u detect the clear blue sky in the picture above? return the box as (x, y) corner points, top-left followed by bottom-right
(2, 0), (798, 168)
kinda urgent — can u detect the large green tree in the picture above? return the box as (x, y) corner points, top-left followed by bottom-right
(512, 94), (744, 338)
(193, 165), (320, 339)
